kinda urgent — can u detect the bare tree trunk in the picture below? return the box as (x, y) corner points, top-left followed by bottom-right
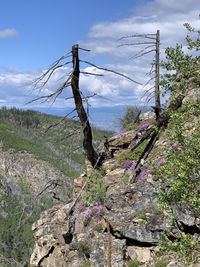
(155, 30), (161, 119)
(71, 44), (98, 167)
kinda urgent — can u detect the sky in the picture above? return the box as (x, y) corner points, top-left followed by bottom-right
(0, 0), (199, 119)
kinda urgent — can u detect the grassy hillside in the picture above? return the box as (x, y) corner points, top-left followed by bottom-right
(0, 107), (111, 178)
(0, 107), (111, 266)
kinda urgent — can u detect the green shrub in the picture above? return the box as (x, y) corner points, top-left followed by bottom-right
(82, 170), (106, 205)
(154, 259), (168, 267)
(0, 195), (36, 265)
(160, 23), (200, 95)
(154, 103), (200, 212)
(81, 261), (91, 267)
(78, 240), (91, 257)
(158, 234), (200, 265)
(118, 140), (148, 163)
(0, 180), (53, 266)
(120, 106), (141, 130)
(127, 259), (141, 267)
(0, 107), (40, 128)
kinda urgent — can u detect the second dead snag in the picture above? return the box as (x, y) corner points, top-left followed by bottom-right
(131, 94), (185, 173)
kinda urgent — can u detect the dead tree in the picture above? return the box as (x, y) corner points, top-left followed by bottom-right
(131, 94), (185, 177)
(118, 30), (161, 119)
(30, 44), (141, 168)
(71, 44), (98, 167)
(155, 30), (160, 116)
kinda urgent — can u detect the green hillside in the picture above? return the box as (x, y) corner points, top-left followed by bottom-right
(0, 107), (111, 266)
(0, 107), (111, 178)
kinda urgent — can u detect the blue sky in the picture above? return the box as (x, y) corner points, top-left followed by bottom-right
(0, 0), (199, 120)
(0, 0), (141, 70)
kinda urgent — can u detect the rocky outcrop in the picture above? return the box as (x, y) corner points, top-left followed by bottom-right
(30, 97), (200, 266)
(30, 160), (200, 266)
(0, 149), (72, 201)
(30, 143), (200, 266)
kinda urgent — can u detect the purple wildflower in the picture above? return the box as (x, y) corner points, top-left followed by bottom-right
(123, 160), (133, 169)
(92, 205), (103, 214)
(92, 203), (104, 216)
(138, 121), (149, 131)
(130, 161), (136, 171)
(123, 160), (136, 171)
(85, 209), (92, 219)
(156, 157), (165, 167)
(79, 205), (85, 212)
(136, 168), (151, 181)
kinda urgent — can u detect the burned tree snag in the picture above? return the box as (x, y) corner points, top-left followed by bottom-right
(130, 94), (185, 176)
(155, 30), (161, 118)
(30, 44), (140, 169)
(118, 30), (161, 120)
(71, 44), (98, 167)
(129, 94), (185, 180)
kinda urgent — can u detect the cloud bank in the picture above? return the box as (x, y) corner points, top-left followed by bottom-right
(0, 0), (199, 111)
(0, 28), (18, 38)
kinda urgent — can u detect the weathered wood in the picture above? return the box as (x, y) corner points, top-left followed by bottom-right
(155, 30), (161, 119)
(130, 128), (153, 151)
(131, 94), (185, 152)
(130, 94), (185, 178)
(71, 44), (98, 167)
(135, 131), (159, 170)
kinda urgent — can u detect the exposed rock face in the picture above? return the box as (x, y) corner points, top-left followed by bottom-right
(32, 168), (197, 266)
(30, 100), (200, 266)
(30, 155), (199, 266)
(0, 149), (72, 201)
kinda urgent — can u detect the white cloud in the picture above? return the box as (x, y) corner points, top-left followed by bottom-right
(78, 0), (199, 107)
(85, 9), (199, 57)
(0, 28), (18, 38)
(0, 63), (148, 111)
(0, 0), (199, 111)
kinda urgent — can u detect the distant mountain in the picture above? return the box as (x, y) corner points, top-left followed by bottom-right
(31, 105), (151, 131)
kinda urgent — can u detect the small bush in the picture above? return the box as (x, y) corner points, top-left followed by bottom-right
(158, 234), (200, 265)
(118, 140), (148, 163)
(120, 106), (141, 130)
(78, 240), (91, 258)
(81, 261), (91, 267)
(154, 259), (168, 267)
(127, 259), (141, 267)
(82, 170), (106, 205)
(154, 103), (200, 212)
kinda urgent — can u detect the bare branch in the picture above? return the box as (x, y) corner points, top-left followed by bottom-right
(80, 60), (142, 85)
(27, 77), (71, 105)
(60, 129), (81, 141)
(79, 47), (91, 52)
(142, 86), (155, 96)
(50, 82), (71, 104)
(48, 51), (72, 68)
(145, 62), (156, 77)
(118, 42), (156, 47)
(37, 62), (72, 87)
(117, 34), (156, 41)
(44, 108), (76, 133)
(81, 71), (104, 77)
(82, 93), (97, 101)
(146, 92), (155, 104)
(35, 59), (71, 85)
(143, 76), (156, 88)
(131, 49), (156, 59)
(129, 45), (155, 60)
